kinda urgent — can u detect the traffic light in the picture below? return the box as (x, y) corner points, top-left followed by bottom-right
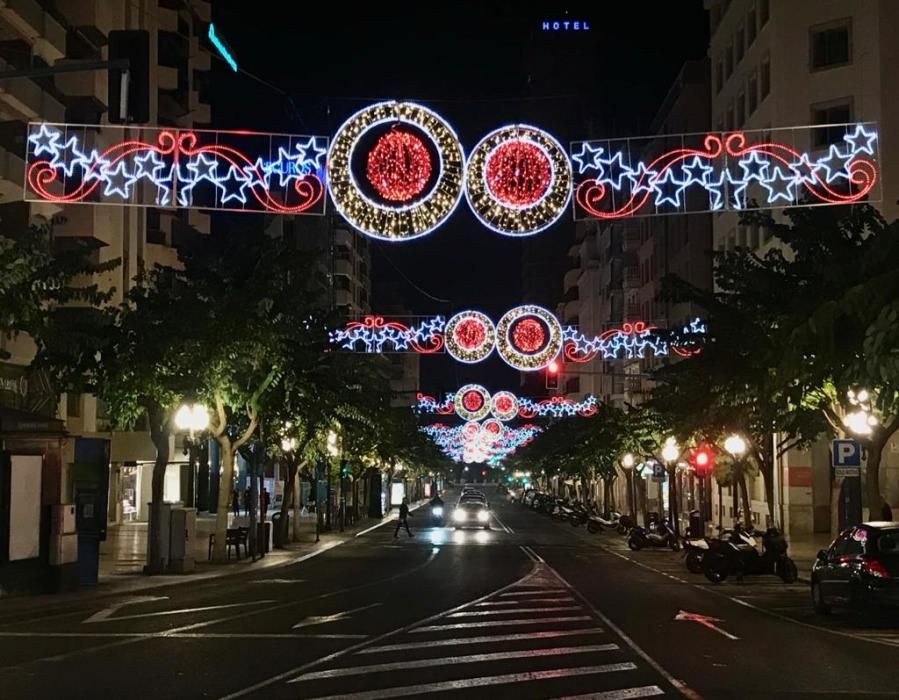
(545, 359), (560, 390)
(108, 30), (150, 124)
(690, 445), (714, 475)
(339, 460), (349, 478)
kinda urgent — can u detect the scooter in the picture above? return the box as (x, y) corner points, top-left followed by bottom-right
(588, 511), (632, 535)
(682, 537), (710, 573)
(627, 519), (679, 550)
(569, 502), (590, 527)
(429, 503), (445, 527)
(702, 526), (798, 583)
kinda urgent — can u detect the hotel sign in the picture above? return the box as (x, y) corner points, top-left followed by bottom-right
(541, 20), (591, 31)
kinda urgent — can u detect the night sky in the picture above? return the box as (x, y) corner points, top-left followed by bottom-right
(210, 1), (709, 394)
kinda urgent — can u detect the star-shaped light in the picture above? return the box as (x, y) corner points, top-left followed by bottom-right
(242, 157), (273, 191)
(79, 149), (109, 182)
(571, 142), (604, 175)
(294, 136), (327, 171)
(219, 166), (251, 205)
(49, 136), (87, 178)
(738, 150), (770, 183)
(133, 150), (168, 181)
(759, 166), (797, 204)
(842, 124), (877, 156)
(652, 167), (687, 208)
(814, 145), (850, 183)
(273, 146), (306, 187)
(102, 160), (137, 199)
(186, 153), (220, 183)
(789, 153), (819, 187)
(625, 161), (658, 195)
(597, 151), (629, 190)
(680, 156), (714, 186)
(28, 123), (62, 157)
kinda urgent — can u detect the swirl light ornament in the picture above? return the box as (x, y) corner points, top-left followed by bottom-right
(496, 305), (563, 371)
(454, 384), (492, 422)
(327, 101), (465, 241)
(466, 124), (572, 236)
(444, 310), (496, 364)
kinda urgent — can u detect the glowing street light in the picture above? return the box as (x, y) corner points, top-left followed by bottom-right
(326, 429), (339, 457)
(281, 436), (297, 452)
(622, 453), (635, 469)
(661, 438), (679, 463)
(723, 434), (747, 458)
(175, 402), (209, 435)
(844, 388), (879, 436)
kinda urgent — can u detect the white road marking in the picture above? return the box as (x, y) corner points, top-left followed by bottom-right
(473, 597), (576, 607)
(82, 595), (169, 623)
(412, 615), (593, 631)
(674, 610), (739, 641)
(290, 644), (619, 682)
(499, 589), (568, 597)
(447, 605), (583, 617)
(491, 510), (514, 533)
(357, 629), (609, 654)
(303, 664), (639, 700)
(553, 686), (666, 699)
(84, 599), (274, 624)
(171, 632), (368, 639)
(249, 578), (305, 584)
(292, 603), (381, 629)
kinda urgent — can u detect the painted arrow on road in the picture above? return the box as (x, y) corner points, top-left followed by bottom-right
(84, 598), (275, 624)
(292, 603), (382, 629)
(675, 610), (739, 640)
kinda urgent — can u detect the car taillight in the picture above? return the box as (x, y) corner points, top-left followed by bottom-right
(862, 558), (891, 578)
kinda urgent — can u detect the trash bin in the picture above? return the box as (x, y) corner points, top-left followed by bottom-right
(255, 522), (272, 555)
(688, 510), (703, 538)
(272, 512), (289, 548)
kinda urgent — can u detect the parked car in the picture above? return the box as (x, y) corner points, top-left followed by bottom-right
(811, 522), (899, 615)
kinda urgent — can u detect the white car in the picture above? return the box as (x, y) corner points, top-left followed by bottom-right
(453, 501), (491, 530)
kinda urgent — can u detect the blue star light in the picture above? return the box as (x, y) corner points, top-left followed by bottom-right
(597, 151), (629, 190)
(571, 142), (605, 175)
(294, 136), (327, 171)
(842, 124), (877, 156)
(625, 162), (658, 195)
(133, 150), (167, 181)
(219, 166), (251, 205)
(28, 123), (62, 157)
(652, 168), (687, 208)
(680, 156), (714, 186)
(102, 161), (136, 199)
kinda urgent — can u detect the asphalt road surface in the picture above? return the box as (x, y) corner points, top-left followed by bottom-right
(1, 485), (898, 699)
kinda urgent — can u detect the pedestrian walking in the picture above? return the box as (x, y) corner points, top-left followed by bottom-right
(243, 487), (251, 516)
(261, 488), (271, 520)
(394, 497), (413, 538)
(231, 488), (241, 517)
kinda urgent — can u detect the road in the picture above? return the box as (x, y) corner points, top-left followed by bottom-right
(1, 486), (897, 699)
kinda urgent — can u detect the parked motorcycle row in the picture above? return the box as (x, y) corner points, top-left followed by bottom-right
(511, 488), (798, 585)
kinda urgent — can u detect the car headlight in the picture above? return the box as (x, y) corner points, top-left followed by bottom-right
(453, 508), (466, 522)
(432, 506), (443, 517)
(477, 509), (489, 523)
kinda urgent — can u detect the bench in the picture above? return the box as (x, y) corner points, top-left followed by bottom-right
(208, 527), (249, 560)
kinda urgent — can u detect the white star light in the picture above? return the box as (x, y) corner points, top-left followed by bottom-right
(625, 161), (658, 195)
(680, 156), (714, 186)
(294, 136), (327, 171)
(598, 151), (629, 190)
(842, 124), (877, 156)
(102, 160), (136, 199)
(219, 166), (251, 205)
(186, 153), (220, 183)
(133, 150), (167, 181)
(571, 142), (604, 175)
(652, 167), (687, 208)
(28, 123), (62, 157)
(814, 145), (851, 183)
(273, 146), (306, 187)
(760, 166), (797, 204)
(49, 136), (87, 178)
(738, 150), (770, 182)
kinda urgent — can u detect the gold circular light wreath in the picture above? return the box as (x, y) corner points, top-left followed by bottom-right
(496, 304), (563, 371)
(444, 310), (496, 363)
(454, 383), (492, 422)
(327, 101), (466, 242)
(490, 390), (519, 422)
(465, 124), (572, 237)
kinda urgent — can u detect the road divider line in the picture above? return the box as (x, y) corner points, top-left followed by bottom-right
(290, 644), (620, 682)
(412, 615), (593, 632)
(491, 511), (514, 533)
(302, 664), (639, 700)
(357, 629), (609, 654)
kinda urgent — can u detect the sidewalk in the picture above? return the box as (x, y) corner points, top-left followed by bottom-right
(789, 533), (833, 582)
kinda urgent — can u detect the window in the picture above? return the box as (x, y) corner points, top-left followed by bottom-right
(716, 58), (724, 94)
(760, 56), (770, 98)
(759, 0), (769, 25)
(726, 105), (734, 132)
(812, 100), (853, 147)
(736, 91), (745, 126)
(748, 7), (757, 44)
(725, 43), (734, 78)
(735, 26), (745, 63)
(811, 21), (851, 70)
(67, 393), (81, 418)
(748, 72), (758, 113)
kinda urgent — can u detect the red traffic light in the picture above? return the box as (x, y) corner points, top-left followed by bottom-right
(690, 445), (715, 473)
(547, 359), (560, 374)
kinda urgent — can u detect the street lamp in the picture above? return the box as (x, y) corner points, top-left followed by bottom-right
(661, 438), (679, 534)
(281, 436), (297, 453)
(723, 434), (746, 458)
(621, 453), (636, 521)
(175, 402), (209, 508)
(844, 388), (879, 436)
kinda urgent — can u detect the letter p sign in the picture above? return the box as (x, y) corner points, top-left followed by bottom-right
(832, 439), (862, 468)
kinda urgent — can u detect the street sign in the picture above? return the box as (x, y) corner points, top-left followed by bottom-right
(832, 439), (861, 478)
(651, 462), (665, 481)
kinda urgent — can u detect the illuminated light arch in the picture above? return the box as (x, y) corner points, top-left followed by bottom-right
(496, 304), (563, 371)
(444, 310), (496, 363)
(466, 124), (572, 236)
(327, 101), (465, 241)
(454, 384), (492, 422)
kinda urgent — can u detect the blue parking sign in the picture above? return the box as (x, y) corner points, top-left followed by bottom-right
(832, 439), (862, 477)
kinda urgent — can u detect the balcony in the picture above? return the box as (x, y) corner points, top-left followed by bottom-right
(334, 288), (354, 308)
(145, 240), (180, 269)
(334, 258), (354, 277)
(623, 229), (641, 252)
(334, 228), (354, 248)
(623, 265), (640, 289)
(157, 6), (178, 32)
(0, 57), (64, 121)
(55, 0), (116, 44)
(0, 0), (65, 62)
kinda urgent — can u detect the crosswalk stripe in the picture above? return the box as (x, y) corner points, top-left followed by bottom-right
(412, 616), (593, 632)
(447, 605), (583, 617)
(304, 663), (638, 700)
(553, 685), (666, 699)
(474, 597), (576, 607)
(357, 628), (609, 654)
(500, 589), (568, 597)
(290, 644), (620, 682)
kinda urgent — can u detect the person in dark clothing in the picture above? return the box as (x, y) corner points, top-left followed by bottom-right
(430, 492), (444, 508)
(243, 487), (251, 516)
(261, 489), (271, 520)
(394, 497), (413, 538)
(231, 489), (241, 517)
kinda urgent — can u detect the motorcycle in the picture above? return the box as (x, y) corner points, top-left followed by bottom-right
(587, 511), (632, 535)
(702, 526), (798, 583)
(627, 519), (679, 550)
(429, 503), (446, 527)
(569, 502), (590, 527)
(682, 537), (710, 573)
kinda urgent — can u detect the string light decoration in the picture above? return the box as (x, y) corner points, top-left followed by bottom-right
(25, 122), (328, 214)
(415, 392), (454, 415)
(490, 391), (519, 422)
(517, 395), (598, 419)
(444, 310), (496, 363)
(572, 123), (879, 220)
(420, 421), (542, 464)
(327, 101), (465, 241)
(496, 305), (563, 371)
(454, 384), (492, 422)
(466, 125), (572, 236)
(365, 130), (432, 202)
(329, 314), (445, 353)
(563, 318), (706, 362)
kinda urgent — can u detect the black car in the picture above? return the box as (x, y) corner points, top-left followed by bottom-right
(811, 522), (899, 615)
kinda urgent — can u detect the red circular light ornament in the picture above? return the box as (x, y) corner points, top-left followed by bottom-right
(511, 317), (548, 354)
(454, 384), (491, 421)
(462, 390), (484, 412)
(485, 140), (551, 207)
(490, 390), (519, 422)
(445, 310), (496, 363)
(366, 130), (432, 202)
(454, 318), (487, 350)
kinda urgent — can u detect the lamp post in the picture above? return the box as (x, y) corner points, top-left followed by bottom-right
(174, 403), (209, 509)
(621, 453), (635, 521)
(661, 437), (680, 535)
(724, 433), (747, 526)
(326, 429), (340, 531)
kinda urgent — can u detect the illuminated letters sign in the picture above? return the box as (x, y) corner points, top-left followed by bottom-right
(541, 20), (591, 31)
